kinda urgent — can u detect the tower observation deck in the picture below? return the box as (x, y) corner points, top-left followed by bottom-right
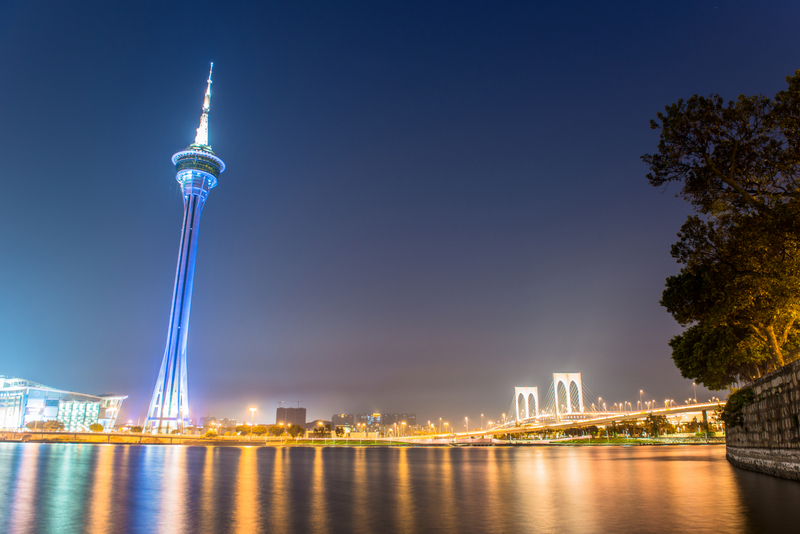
(146, 64), (225, 433)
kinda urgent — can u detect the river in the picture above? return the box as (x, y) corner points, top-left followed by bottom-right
(0, 443), (797, 533)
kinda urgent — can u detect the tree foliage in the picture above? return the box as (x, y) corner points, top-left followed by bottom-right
(286, 424), (305, 438)
(89, 423), (104, 432)
(26, 420), (64, 431)
(644, 71), (800, 389)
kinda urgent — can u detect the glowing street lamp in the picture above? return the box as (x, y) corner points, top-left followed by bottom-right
(249, 407), (257, 439)
(693, 382), (697, 403)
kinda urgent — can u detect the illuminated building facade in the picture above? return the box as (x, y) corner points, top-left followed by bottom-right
(355, 412), (417, 431)
(146, 64), (226, 433)
(332, 413), (354, 427)
(0, 376), (125, 431)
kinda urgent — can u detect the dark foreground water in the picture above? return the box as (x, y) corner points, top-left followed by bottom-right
(0, 443), (798, 533)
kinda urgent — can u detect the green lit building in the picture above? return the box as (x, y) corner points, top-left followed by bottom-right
(0, 376), (126, 431)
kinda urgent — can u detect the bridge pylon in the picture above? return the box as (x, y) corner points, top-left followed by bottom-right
(553, 373), (583, 421)
(514, 386), (539, 422)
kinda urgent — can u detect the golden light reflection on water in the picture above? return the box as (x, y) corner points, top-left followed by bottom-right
(200, 446), (215, 530)
(351, 448), (370, 533)
(157, 446), (188, 534)
(232, 447), (260, 533)
(395, 448), (416, 534)
(269, 447), (289, 534)
(437, 448), (457, 532)
(309, 446), (329, 534)
(87, 445), (114, 534)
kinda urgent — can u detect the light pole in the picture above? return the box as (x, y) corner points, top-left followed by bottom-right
(598, 398), (602, 413)
(249, 407), (257, 440)
(481, 414), (484, 431)
(693, 382), (697, 403)
(439, 417), (442, 434)
(465, 416), (468, 435)
(639, 390), (643, 411)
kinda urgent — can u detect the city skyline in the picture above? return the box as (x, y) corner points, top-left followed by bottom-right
(2, 2), (799, 424)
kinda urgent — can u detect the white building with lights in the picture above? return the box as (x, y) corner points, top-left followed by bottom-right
(0, 376), (126, 431)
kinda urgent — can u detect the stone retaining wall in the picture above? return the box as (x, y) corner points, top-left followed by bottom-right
(726, 358), (800, 480)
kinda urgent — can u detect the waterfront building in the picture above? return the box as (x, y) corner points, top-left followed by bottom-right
(355, 412), (417, 431)
(276, 407), (306, 426)
(0, 376), (125, 431)
(332, 413), (354, 427)
(146, 64), (226, 434)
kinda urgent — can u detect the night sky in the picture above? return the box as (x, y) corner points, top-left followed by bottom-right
(2, 1), (798, 426)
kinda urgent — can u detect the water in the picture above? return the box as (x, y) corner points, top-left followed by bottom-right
(0, 443), (798, 533)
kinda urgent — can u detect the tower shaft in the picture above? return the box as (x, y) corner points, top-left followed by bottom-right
(146, 179), (210, 433)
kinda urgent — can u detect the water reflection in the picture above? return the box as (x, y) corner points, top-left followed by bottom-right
(1, 443), (799, 533)
(87, 445), (114, 534)
(233, 447), (260, 533)
(7, 443), (39, 533)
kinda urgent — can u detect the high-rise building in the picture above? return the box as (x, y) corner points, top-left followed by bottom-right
(276, 407), (306, 426)
(146, 64), (226, 434)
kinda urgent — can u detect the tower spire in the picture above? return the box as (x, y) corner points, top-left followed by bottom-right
(194, 62), (214, 148)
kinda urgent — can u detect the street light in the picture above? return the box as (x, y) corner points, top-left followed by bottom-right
(693, 382), (697, 403)
(249, 407), (257, 439)
(481, 414), (484, 431)
(640, 390), (643, 411)
(465, 416), (468, 434)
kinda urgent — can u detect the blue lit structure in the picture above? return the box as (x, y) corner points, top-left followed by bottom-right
(0, 376), (126, 431)
(146, 64), (225, 433)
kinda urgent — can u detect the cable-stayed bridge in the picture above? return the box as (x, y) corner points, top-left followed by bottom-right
(456, 371), (724, 438)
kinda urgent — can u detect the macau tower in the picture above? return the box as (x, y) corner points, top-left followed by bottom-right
(146, 64), (225, 433)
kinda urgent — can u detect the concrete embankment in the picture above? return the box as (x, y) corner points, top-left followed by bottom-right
(726, 359), (800, 481)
